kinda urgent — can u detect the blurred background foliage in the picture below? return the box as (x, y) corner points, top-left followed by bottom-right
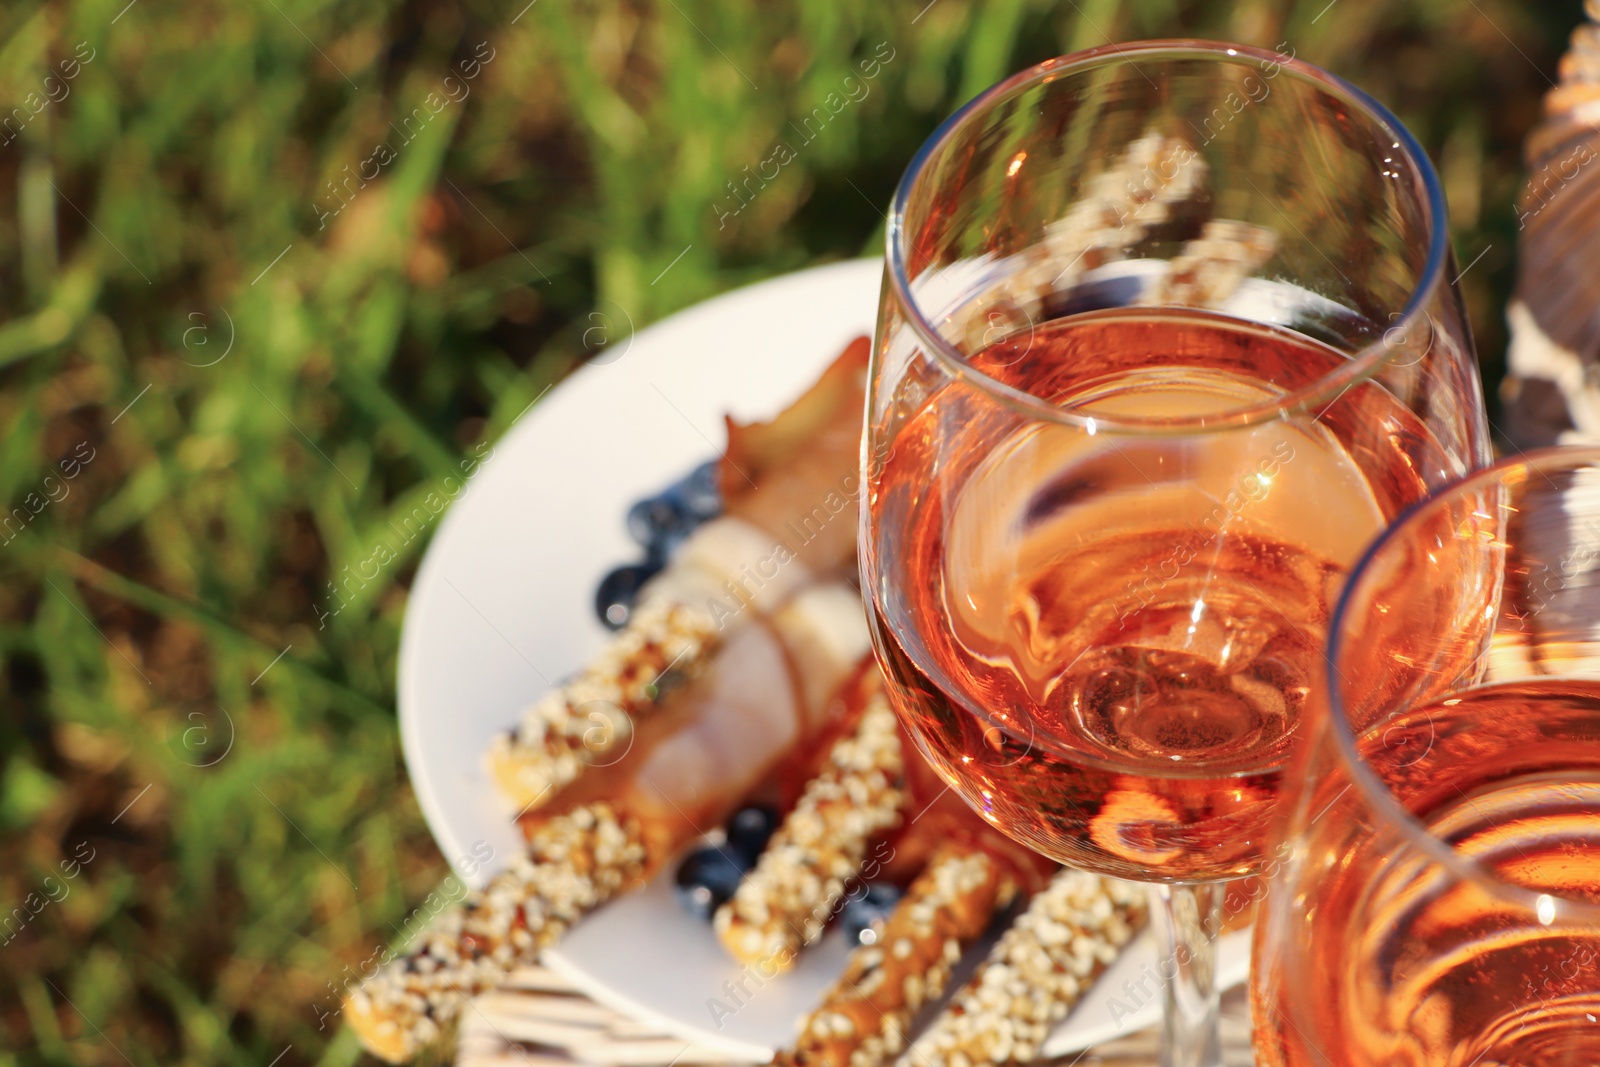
(0, 0), (1579, 1063)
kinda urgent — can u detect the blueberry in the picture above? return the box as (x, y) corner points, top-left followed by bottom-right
(594, 562), (661, 630)
(725, 804), (779, 864)
(674, 845), (747, 921)
(679, 460), (723, 521)
(646, 521), (694, 566)
(841, 883), (903, 946)
(626, 494), (687, 550)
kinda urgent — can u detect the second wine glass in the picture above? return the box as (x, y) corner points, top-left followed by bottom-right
(860, 40), (1489, 1067)
(1253, 446), (1600, 1066)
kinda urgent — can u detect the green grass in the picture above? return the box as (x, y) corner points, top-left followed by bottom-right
(0, 0), (1579, 1063)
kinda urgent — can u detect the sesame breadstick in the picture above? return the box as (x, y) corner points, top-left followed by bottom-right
(345, 803), (652, 1064)
(715, 678), (907, 968)
(486, 339), (871, 815)
(1038, 131), (1208, 281)
(904, 870), (1148, 1067)
(354, 584), (874, 1065)
(774, 842), (1014, 1067)
(1141, 219), (1279, 309)
(956, 131), (1207, 354)
(486, 596), (723, 812)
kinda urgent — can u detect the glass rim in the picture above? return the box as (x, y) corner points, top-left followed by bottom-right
(884, 38), (1452, 436)
(1325, 445), (1600, 922)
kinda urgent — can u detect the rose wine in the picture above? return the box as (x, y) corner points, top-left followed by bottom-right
(867, 308), (1447, 881)
(1254, 678), (1600, 1067)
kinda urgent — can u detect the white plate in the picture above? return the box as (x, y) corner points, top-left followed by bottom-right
(397, 258), (1250, 1060)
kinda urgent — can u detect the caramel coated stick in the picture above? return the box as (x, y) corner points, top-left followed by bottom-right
(775, 842), (1014, 1067)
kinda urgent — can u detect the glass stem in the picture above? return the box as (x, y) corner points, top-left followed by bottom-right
(1150, 881), (1224, 1067)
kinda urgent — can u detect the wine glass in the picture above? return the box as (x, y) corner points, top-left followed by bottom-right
(860, 40), (1489, 1067)
(1253, 445), (1600, 1066)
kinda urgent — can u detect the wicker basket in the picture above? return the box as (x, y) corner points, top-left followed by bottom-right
(455, 964), (1256, 1067)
